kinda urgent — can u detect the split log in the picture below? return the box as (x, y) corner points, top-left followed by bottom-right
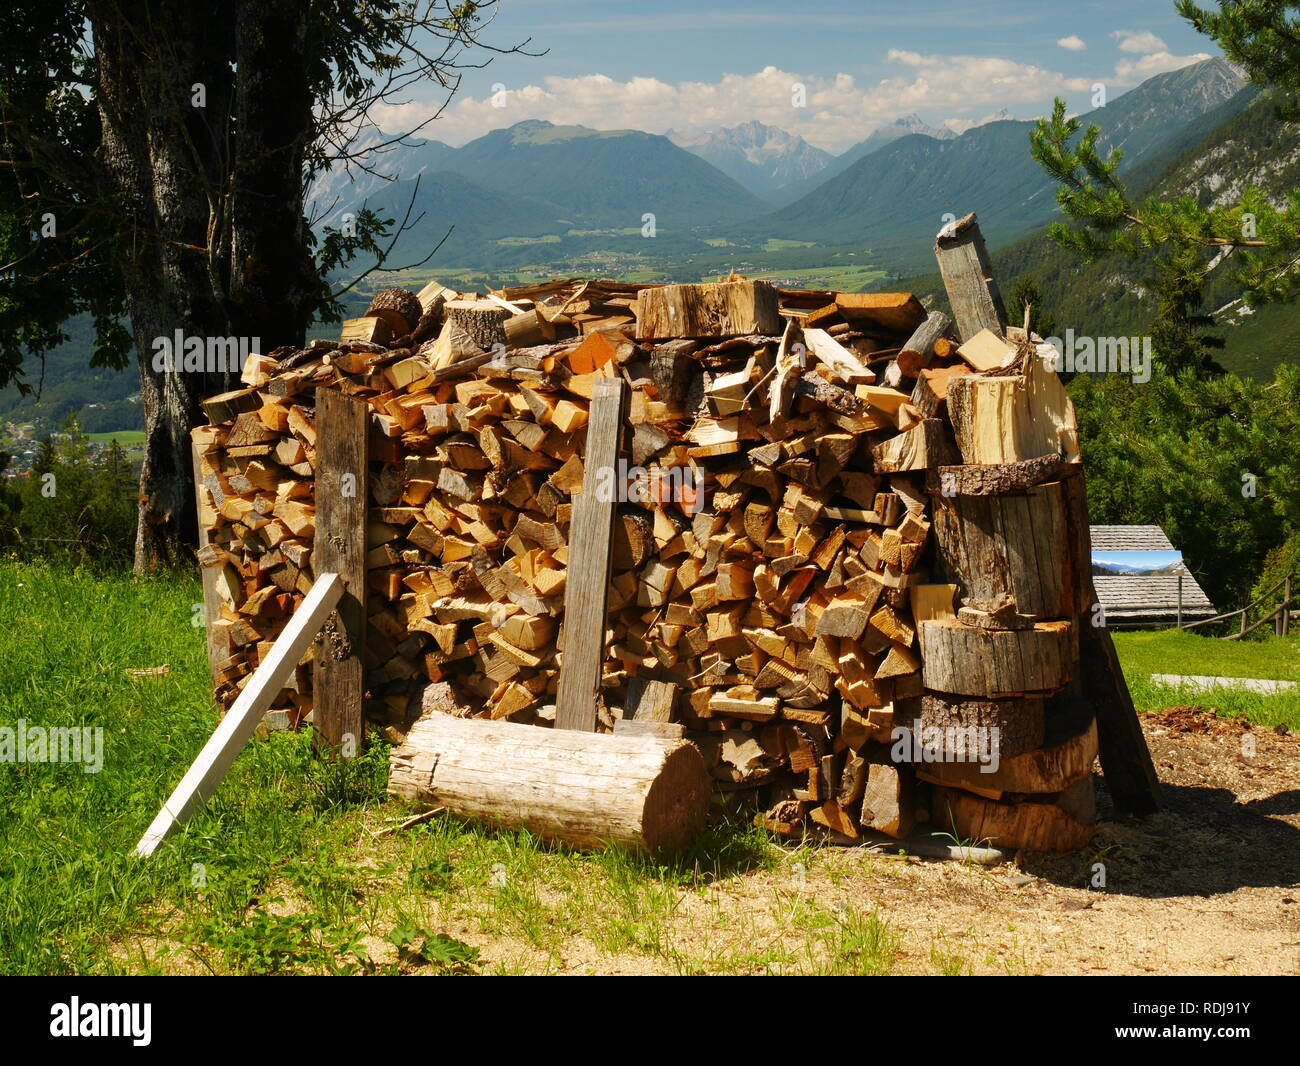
(885, 310), (950, 386)
(930, 479), (1078, 619)
(918, 619), (1075, 698)
(389, 714), (710, 853)
(946, 352), (1079, 465)
(802, 327), (874, 385)
(861, 756), (915, 838)
(934, 213), (1007, 342)
(833, 292), (926, 333)
(872, 419), (957, 473)
(931, 777), (1096, 852)
(636, 280), (780, 339)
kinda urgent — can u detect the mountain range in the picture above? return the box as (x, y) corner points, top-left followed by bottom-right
(756, 58), (1248, 270)
(889, 76), (1295, 382)
(667, 121), (833, 198)
(4, 56), (1271, 434)
(308, 56), (1246, 278)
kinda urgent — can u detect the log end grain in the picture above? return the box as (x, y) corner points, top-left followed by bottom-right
(640, 742), (712, 853)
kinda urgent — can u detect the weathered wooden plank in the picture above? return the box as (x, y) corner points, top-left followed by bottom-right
(1063, 473), (1162, 814)
(190, 435), (224, 698)
(556, 377), (628, 731)
(934, 213), (1007, 342)
(134, 573), (343, 857)
(313, 389), (369, 756)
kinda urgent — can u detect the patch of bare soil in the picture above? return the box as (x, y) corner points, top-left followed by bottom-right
(819, 708), (1300, 975)
(457, 708), (1300, 975)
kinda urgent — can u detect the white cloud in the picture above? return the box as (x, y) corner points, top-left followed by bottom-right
(1112, 30), (1168, 54)
(369, 40), (1215, 153)
(1115, 50), (1213, 81)
(1057, 36), (1087, 52)
(372, 56), (1097, 153)
(1103, 30), (1210, 85)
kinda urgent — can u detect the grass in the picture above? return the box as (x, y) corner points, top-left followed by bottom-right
(0, 560), (914, 975)
(87, 430), (146, 460)
(2, 559), (1292, 975)
(1112, 629), (1300, 731)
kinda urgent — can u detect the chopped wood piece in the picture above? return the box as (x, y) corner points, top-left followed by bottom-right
(802, 328), (874, 385)
(932, 777), (1095, 852)
(955, 328), (1016, 372)
(636, 280), (780, 339)
(934, 212), (1007, 342)
(833, 292), (926, 333)
(872, 419), (958, 473)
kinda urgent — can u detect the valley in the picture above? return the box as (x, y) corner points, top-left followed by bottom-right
(3, 55), (1275, 442)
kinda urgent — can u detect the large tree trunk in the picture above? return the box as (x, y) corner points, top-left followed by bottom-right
(229, 4), (317, 344)
(93, 1), (314, 572)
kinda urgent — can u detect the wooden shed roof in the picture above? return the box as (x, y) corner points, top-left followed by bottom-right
(1089, 525), (1175, 551)
(1093, 575), (1216, 625)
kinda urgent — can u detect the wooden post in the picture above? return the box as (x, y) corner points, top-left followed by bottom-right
(1177, 573), (1183, 629)
(134, 574), (343, 857)
(556, 377), (628, 731)
(313, 389), (369, 756)
(934, 213), (1008, 342)
(1285, 578), (1292, 637)
(1061, 473), (1162, 814)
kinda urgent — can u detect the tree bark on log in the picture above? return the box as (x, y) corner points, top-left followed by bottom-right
(918, 717), (1096, 797)
(931, 479), (1080, 619)
(885, 310), (950, 386)
(446, 302), (509, 351)
(932, 455), (1068, 497)
(918, 693), (1046, 759)
(388, 714), (711, 853)
(918, 619), (1075, 697)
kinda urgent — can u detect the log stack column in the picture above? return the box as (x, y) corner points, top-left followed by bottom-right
(920, 456), (1097, 851)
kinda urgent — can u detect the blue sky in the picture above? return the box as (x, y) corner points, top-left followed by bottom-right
(374, 0), (1223, 150)
(1093, 550), (1185, 571)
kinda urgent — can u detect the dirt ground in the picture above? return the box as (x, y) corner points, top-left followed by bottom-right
(450, 707), (1300, 975)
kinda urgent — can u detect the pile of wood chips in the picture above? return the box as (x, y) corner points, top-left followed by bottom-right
(194, 257), (1096, 848)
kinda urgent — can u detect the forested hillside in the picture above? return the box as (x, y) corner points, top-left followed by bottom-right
(888, 90), (1300, 381)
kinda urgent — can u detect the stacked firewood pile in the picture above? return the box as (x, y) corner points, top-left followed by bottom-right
(194, 247), (1105, 850)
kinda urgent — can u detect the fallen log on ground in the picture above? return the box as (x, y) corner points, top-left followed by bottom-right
(388, 713), (711, 853)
